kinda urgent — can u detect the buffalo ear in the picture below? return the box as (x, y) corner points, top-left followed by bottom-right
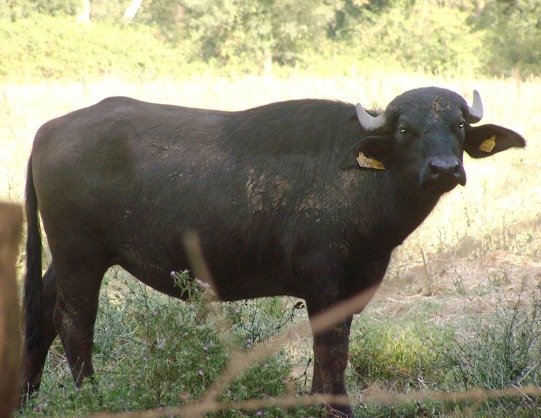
(464, 124), (526, 159)
(340, 136), (394, 170)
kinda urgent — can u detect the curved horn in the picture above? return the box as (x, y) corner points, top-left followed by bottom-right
(466, 90), (483, 123)
(356, 103), (386, 131)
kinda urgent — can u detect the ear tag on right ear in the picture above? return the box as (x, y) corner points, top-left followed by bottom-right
(357, 152), (385, 170)
(479, 135), (496, 153)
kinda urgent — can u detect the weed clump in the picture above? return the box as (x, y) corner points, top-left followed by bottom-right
(347, 283), (541, 417)
(20, 269), (311, 416)
(437, 284), (541, 414)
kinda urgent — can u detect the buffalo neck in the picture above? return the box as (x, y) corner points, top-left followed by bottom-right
(347, 167), (442, 251)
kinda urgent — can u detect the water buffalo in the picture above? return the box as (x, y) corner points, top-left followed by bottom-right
(23, 87), (525, 416)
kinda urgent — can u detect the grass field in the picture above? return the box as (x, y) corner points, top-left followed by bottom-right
(3, 73), (541, 416)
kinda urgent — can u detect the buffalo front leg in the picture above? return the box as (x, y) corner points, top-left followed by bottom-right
(309, 307), (353, 417)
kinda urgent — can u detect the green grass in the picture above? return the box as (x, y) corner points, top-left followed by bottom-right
(349, 321), (448, 391)
(19, 269), (322, 417)
(344, 285), (541, 417)
(19, 271), (541, 417)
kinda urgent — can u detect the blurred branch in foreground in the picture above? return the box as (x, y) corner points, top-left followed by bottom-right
(0, 202), (23, 417)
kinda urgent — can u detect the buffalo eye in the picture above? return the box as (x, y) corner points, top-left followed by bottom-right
(396, 116), (414, 142)
(458, 121), (466, 131)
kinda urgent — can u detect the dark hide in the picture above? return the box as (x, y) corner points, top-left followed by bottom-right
(22, 87), (525, 416)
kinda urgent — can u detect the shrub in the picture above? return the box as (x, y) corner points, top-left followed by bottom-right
(349, 0), (485, 76)
(19, 269), (308, 415)
(437, 284), (541, 414)
(0, 16), (192, 82)
(476, 0), (541, 77)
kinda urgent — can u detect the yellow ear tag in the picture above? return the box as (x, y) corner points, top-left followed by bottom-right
(479, 135), (496, 153)
(357, 152), (385, 170)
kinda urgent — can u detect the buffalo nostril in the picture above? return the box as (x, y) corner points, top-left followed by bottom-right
(422, 158), (465, 190)
(430, 160), (460, 176)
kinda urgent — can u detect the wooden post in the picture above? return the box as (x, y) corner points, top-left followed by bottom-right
(0, 203), (23, 418)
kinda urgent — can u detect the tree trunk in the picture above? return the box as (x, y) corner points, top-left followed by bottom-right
(77, 0), (90, 24)
(123, 0), (144, 22)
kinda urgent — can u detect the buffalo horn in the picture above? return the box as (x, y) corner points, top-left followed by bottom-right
(356, 103), (386, 131)
(466, 90), (483, 123)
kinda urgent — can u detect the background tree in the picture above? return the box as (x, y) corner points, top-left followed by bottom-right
(476, 0), (541, 76)
(1, 0), (80, 20)
(138, 0), (335, 71)
(1, 0), (540, 78)
(355, 0), (484, 75)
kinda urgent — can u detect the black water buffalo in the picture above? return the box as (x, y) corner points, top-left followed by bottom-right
(23, 87), (525, 416)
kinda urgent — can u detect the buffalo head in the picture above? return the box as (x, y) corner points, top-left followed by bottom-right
(342, 87), (525, 194)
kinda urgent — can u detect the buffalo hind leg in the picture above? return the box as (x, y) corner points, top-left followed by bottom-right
(308, 304), (353, 417)
(22, 263), (59, 401)
(53, 261), (106, 388)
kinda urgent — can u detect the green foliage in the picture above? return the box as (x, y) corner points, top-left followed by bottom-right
(0, 0), (80, 20)
(23, 277), (541, 417)
(85, 0), (127, 22)
(18, 270), (315, 416)
(139, 0), (335, 70)
(0, 15), (191, 81)
(1, 0), (541, 80)
(476, 0), (541, 77)
(347, 0), (484, 76)
(225, 297), (303, 346)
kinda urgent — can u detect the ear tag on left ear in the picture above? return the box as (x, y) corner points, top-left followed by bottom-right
(479, 135), (496, 153)
(357, 152), (385, 170)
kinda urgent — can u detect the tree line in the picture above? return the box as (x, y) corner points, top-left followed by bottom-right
(1, 0), (540, 79)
